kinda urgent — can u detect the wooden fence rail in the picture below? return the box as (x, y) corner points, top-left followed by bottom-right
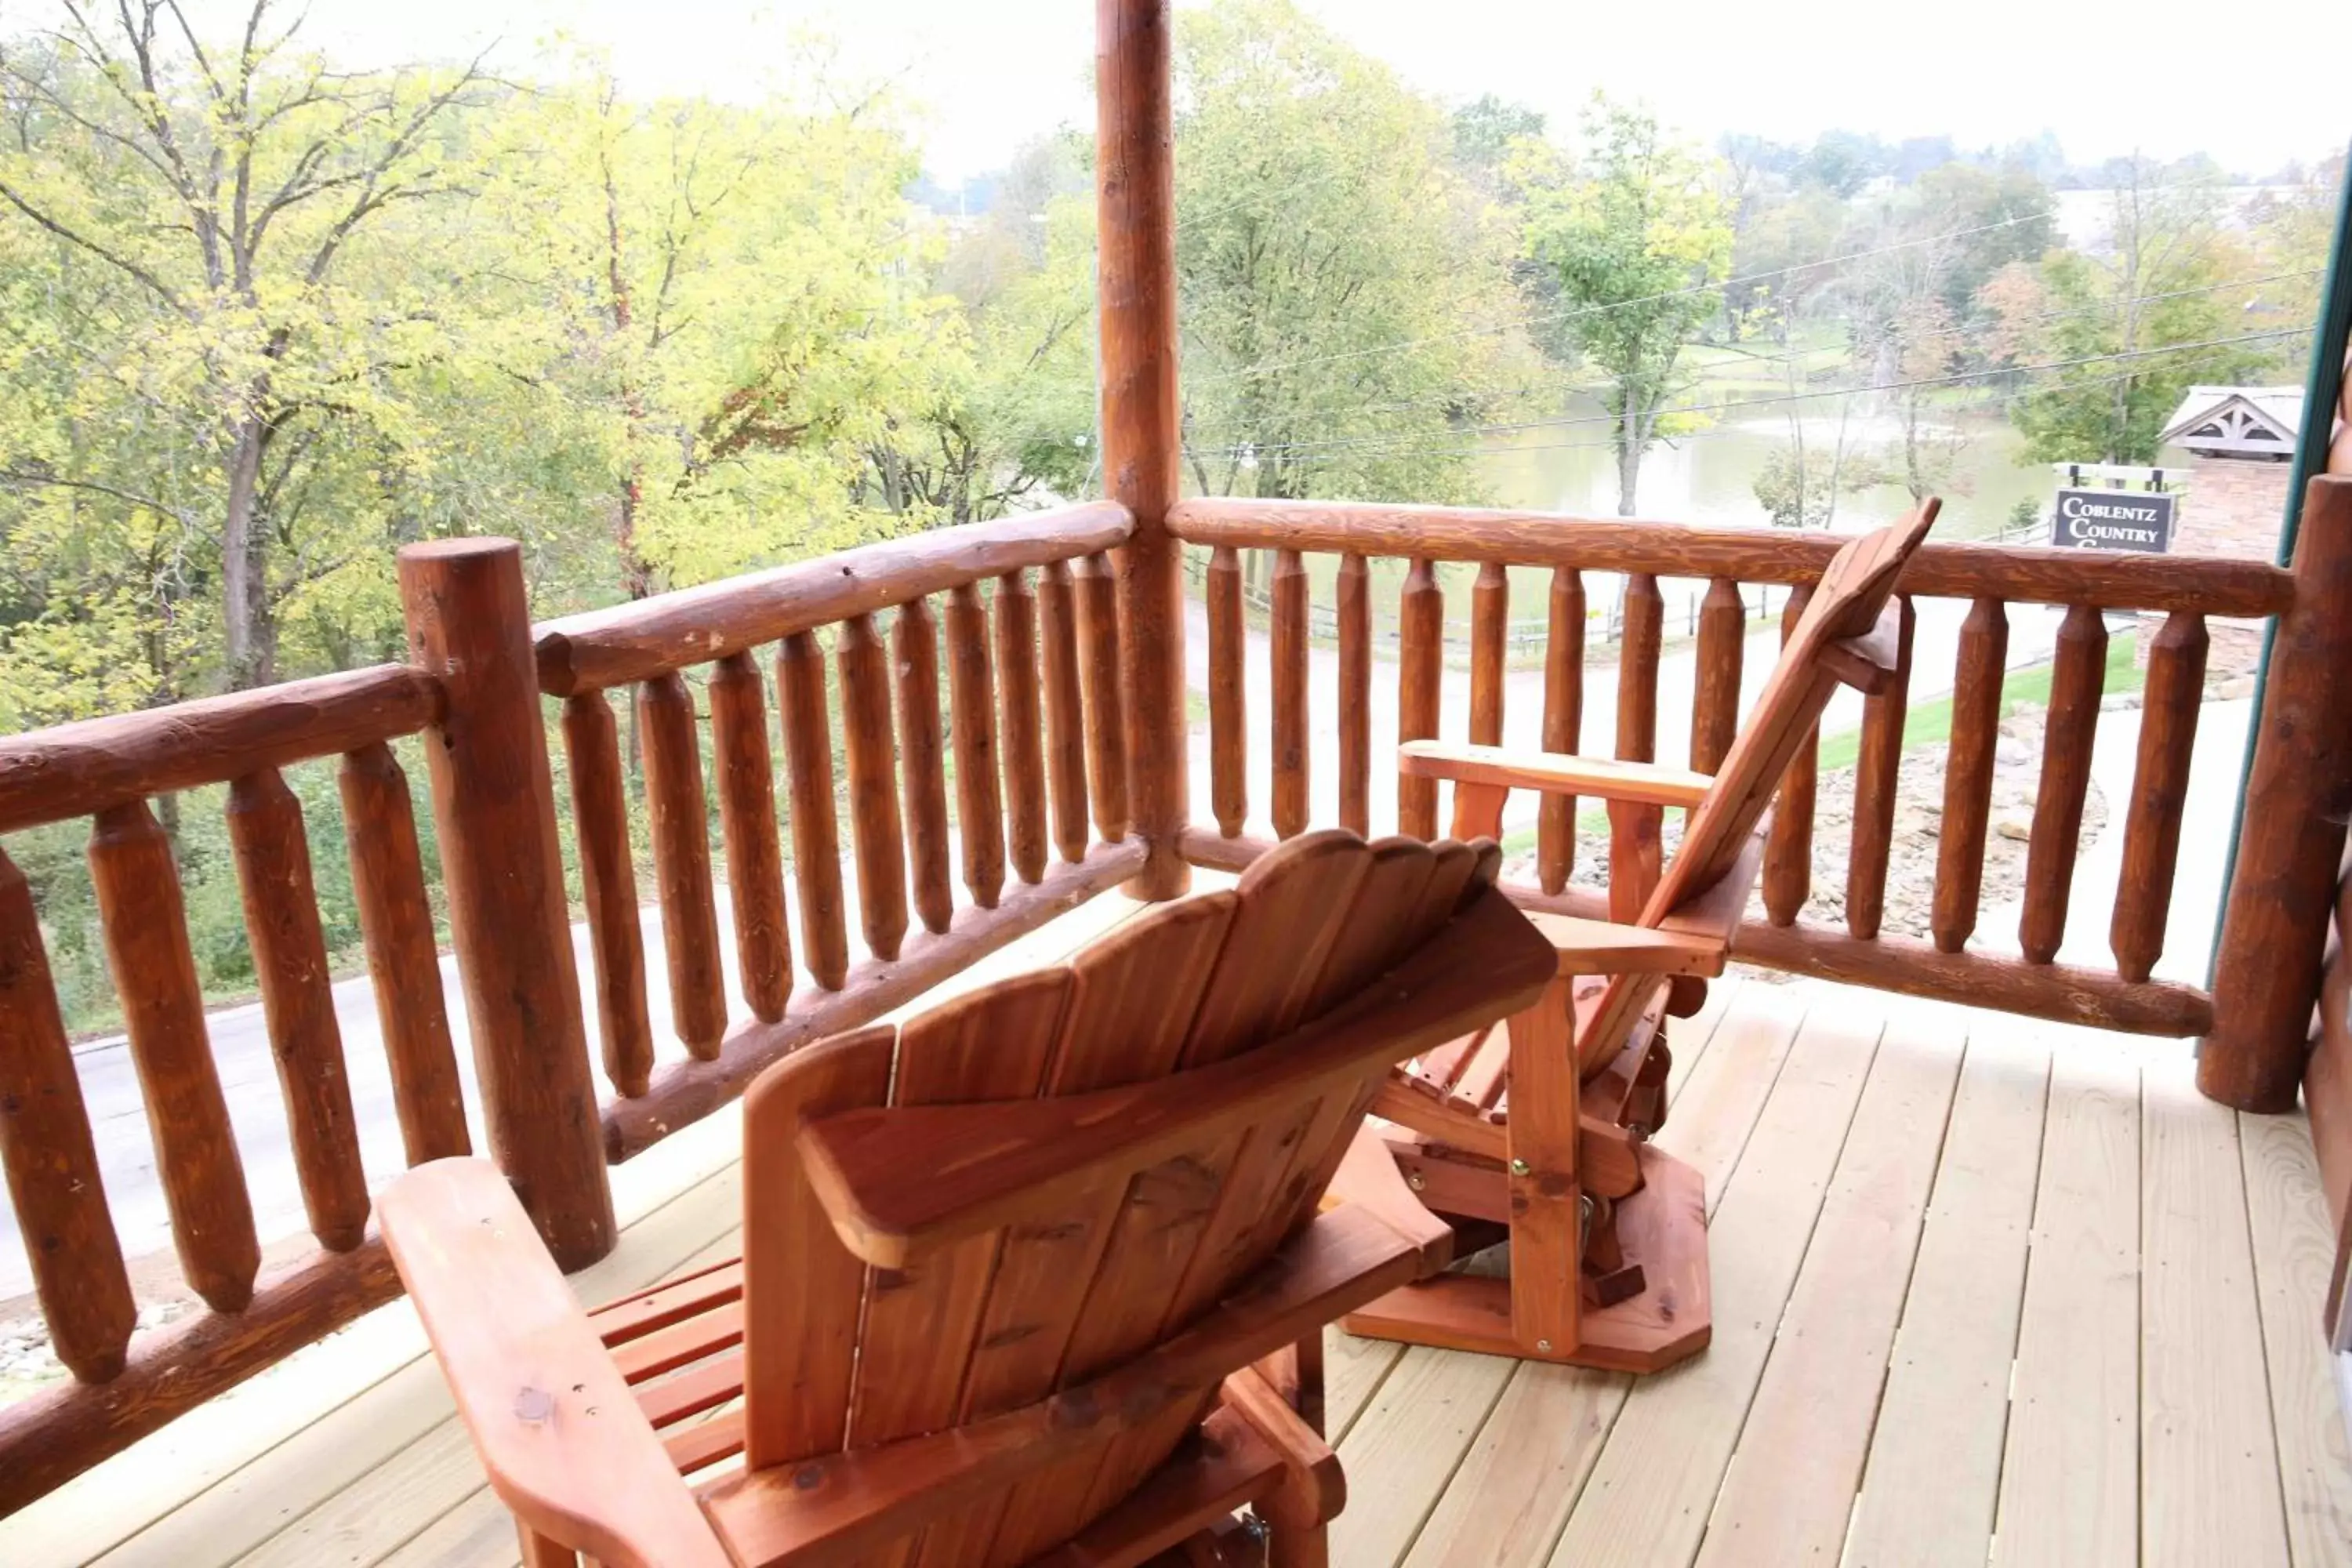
(1168, 495), (2255, 1040)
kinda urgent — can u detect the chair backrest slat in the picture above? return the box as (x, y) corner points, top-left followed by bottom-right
(740, 830), (1505, 1566)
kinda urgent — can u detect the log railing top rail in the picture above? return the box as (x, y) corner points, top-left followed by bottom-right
(0, 663), (443, 835)
(1167, 496), (2296, 619)
(532, 500), (1135, 695)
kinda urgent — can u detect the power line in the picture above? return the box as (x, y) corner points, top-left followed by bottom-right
(1187, 208), (2060, 388)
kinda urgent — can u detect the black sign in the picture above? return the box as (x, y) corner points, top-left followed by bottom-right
(2050, 488), (2175, 553)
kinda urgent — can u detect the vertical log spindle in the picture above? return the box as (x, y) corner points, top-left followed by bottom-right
(0, 845), (134, 1380)
(996, 570), (1050, 885)
(561, 692), (655, 1095)
(1845, 595), (1916, 940)
(709, 652), (792, 1021)
(1336, 553), (1371, 837)
(227, 768), (368, 1252)
(1450, 561), (1509, 845)
(1931, 598), (2009, 954)
(2110, 611), (2209, 982)
(946, 583), (1007, 909)
(1537, 568), (1585, 896)
(895, 597), (956, 936)
(341, 742), (467, 1158)
(89, 800), (259, 1312)
(1610, 573), (1664, 922)
(1762, 584), (1817, 927)
(2206, 476), (2352, 1110)
(839, 613), (910, 961)
(1073, 552), (1129, 842)
(638, 671), (727, 1059)
(1398, 558), (1443, 840)
(779, 630), (851, 990)
(2019, 602), (2108, 965)
(398, 536), (612, 1269)
(1690, 576), (1746, 777)
(1038, 561), (1091, 862)
(1272, 548), (1311, 839)
(1207, 544), (1247, 837)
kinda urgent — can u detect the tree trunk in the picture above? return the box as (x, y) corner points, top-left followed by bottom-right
(1615, 400), (1642, 517)
(222, 416), (275, 691)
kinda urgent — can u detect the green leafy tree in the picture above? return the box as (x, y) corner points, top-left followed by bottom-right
(1522, 97), (1733, 515)
(1173, 0), (1527, 506)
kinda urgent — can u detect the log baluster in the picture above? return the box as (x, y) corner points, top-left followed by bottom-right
(0, 845), (134, 1381)
(88, 800), (258, 1312)
(1452, 561), (1508, 841)
(1073, 552), (1129, 841)
(1845, 594), (1917, 940)
(400, 536), (612, 1269)
(1336, 553), (1371, 837)
(1272, 548), (1310, 839)
(1691, 575), (1745, 776)
(838, 613), (910, 960)
(1610, 573), (1664, 922)
(2207, 476), (2352, 1109)
(945, 583), (1007, 909)
(895, 597), (956, 936)
(340, 742), (467, 1158)
(996, 570), (1050, 884)
(1207, 544), (1247, 837)
(2110, 611), (2209, 982)
(710, 652), (793, 1020)
(2019, 603), (2108, 965)
(1398, 557), (1443, 839)
(1537, 568), (1585, 895)
(1762, 584), (1817, 927)
(227, 768), (368, 1252)
(1931, 598), (2009, 954)
(638, 671), (727, 1059)
(778, 630), (851, 991)
(560, 692), (655, 1096)
(1038, 561), (1091, 862)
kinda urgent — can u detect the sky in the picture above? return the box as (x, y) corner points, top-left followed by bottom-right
(210, 0), (2352, 182)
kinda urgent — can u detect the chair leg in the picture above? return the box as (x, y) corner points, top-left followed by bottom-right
(1268, 1519), (1327, 1568)
(515, 1522), (577, 1568)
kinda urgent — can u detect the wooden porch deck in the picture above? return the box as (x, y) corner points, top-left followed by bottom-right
(5, 892), (2348, 1568)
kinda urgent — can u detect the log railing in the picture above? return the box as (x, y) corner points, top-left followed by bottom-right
(528, 500), (1145, 1159)
(0, 664), (458, 1509)
(1169, 496), (2297, 1040)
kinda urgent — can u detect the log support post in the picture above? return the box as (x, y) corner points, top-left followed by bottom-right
(1098, 0), (1189, 899)
(399, 537), (615, 1268)
(2205, 475), (2352, 1111)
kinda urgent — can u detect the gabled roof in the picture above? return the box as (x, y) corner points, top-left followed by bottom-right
(2160, 385), (2303, 455)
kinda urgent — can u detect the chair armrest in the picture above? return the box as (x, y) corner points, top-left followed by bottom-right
(1820, 597), (1904, 694)
(1658, 822), (1769, 949)
(1524, 912), (1726, 977)
(379, 1160), (732, 1568)
(1399, 741), (1712, 808)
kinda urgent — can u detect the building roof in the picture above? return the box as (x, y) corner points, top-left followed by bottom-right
(2159, 385), (2303, 456)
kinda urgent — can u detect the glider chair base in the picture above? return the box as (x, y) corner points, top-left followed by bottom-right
(1341, 1141), (1711, 1374)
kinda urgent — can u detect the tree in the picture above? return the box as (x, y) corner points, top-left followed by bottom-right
(1173, 0), (1527, 506)
(0, 2), (492, 691)
(1993, 158), (2260, 464)
(1521, 97), (1732, 515)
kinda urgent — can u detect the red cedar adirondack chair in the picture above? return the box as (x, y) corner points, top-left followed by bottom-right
(381, 829), (1573, 1568)
(1348, 501), (1940, 1372)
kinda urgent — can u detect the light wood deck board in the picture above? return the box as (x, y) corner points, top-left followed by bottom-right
(2240, 1109), (2352, 1568)
(1546, 1003), (1884, 1567)
(1993, 1045), (2143, 1568)
(1693, 998), (1966, 1566)
(2140, 1053), (2291, 1568)
(16, 970), (2350, 1568)
(1845, 1025), (2051, 1568)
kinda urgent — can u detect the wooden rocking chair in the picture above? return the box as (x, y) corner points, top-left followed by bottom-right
(379, 828), (1566, 1568)
(1347, 500), (1939, 1373)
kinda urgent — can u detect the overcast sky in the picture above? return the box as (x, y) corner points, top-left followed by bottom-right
(194, 0), (2352, 181)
